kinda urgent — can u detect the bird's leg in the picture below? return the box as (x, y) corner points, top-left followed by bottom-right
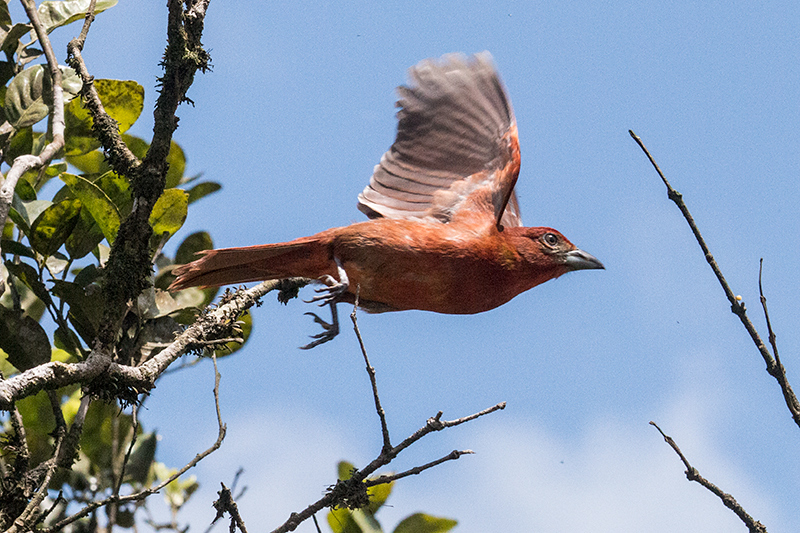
(305, 257), (349, 306)
(301, 302), (339, 350)
(300, 257), (349, 349)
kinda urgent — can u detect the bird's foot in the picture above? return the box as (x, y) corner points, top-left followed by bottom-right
(305, 257), (349, 307)
(300, 302), (339, 349)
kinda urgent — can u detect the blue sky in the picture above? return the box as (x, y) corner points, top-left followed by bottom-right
(42, 1), (800, 531)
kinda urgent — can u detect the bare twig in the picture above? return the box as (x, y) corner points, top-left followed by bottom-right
(269, 402), (505, 533)
(364, 449), (474, 486)
(650, 422), (767, 533)
(630, 130), (800, 427)
(350, 287), (391, 453)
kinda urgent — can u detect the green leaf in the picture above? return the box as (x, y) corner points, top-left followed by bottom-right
(0, 275), (46, 322)
(4, 260), (54, 307)
(65, 149), (108, 174)
(327, 507), (367, 533)
(165, 140), (186, 188)
(0, 240), (36, 259)
(64, 79), (144, 156)
(5, 126), (32, 164)
(15, 178), (36, 201)
(121, 133), (148, 158)
(51, 279), (104, 344)
(392, 514), (457, 533)
(125, 432), (157, 485)
(0, 4), (11, 26)
(96, 171), (132, 217)
(186, 181), (221, 204)
(54, 324), (84, 356)
(65, 205), (105, 259)
(10, 196), (51, 235)
(29, 198), (81, 256)
(149, 188), (188, 239)
(37, 0), (118, 33)
(0, 304), (51, 372)
(1, 23), (32, 57)
(60, 172), (120, 243)
(116, 134), (185, 188)
(80, 400), (134, 476)
(174, 231), (212, 265)
(338, 461), (357, 481)
(366, 481), (393, 515)
(5, 65), (82, 129)
(0, 61), (16, 88)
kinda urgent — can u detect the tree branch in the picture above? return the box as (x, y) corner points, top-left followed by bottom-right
(269, 402), (504, 532)
(0, 279), (302, 410)
(97, 0), (211, 348)
(630, 130), (800, 428)
(65, 0), (140, 176)
(650, 422), (767, 533)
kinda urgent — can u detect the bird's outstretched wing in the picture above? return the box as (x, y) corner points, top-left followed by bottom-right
(357, 52), (522, 229)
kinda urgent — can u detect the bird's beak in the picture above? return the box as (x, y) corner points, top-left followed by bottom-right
(564, 248), (604, 271)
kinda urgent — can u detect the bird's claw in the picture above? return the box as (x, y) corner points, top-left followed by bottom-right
(304, 277), (348, 307)
(300, 306), (340, 350)
(299, 257), (347, 349)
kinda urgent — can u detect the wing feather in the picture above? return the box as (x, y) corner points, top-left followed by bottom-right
(357, 52), (523, 228)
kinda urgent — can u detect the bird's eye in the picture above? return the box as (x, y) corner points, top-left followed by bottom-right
(543, 233), (559, 247)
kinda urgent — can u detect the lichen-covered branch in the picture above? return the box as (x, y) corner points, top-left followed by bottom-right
(98, 0), (211, 347)
(0, 279), (302, 411)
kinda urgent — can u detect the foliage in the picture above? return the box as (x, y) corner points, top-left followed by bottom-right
(0, 2), (236, 530)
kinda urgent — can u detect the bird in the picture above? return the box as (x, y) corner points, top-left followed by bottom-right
(169, 52), (604, 348)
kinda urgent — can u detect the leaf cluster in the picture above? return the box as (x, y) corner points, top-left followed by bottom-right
(0, 2), (233, 531)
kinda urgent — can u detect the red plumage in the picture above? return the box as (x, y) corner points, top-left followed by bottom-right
(169, 53), (603, 345)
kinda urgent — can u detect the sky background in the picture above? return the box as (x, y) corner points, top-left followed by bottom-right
(33, 1), (800, 531)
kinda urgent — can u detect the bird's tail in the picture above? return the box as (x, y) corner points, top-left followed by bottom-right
(168, 236), (330, 291)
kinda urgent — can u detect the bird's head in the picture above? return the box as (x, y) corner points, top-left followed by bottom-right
(507, 226), (604, 276)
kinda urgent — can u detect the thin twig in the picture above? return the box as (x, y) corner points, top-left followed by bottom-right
(350, 286), (391, 452)
(364, 449), (474, 487)
(630, 130), (800, 428)
(650, 422), (767, 533)
(269, 402), (505, 533)
(115, 405), (140, 495)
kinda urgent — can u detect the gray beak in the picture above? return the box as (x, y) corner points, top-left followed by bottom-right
(564, 249), (605, 271)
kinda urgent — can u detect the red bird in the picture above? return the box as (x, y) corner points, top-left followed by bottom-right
(170, 52), (603, 347)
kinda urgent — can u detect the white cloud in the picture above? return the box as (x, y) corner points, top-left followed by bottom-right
(160, 389), (780, 533)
